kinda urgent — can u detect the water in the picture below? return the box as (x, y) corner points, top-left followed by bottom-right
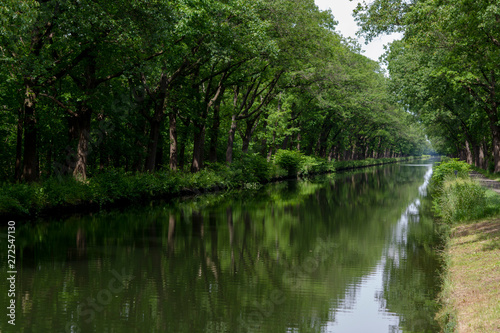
(0, 163), (442, 333)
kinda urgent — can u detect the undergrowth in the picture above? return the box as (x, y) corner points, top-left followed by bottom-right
(0, 155), (418, 218)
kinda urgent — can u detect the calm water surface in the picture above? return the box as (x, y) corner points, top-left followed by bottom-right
(1, 163), (443, 333)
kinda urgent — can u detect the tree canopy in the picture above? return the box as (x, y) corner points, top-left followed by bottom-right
(0, 0), (428, 182)
(355, 0), (500, 171)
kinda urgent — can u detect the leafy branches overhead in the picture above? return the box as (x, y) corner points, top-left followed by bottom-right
(356, 0), (500, 170)
(0, 0), (427, 184)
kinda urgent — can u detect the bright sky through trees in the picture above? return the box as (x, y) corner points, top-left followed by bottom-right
(314, 0), (403, 62)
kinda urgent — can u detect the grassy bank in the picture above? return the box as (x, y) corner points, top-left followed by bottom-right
(0, 155), (419, 220)
(432, 158), (500, 332)
(438, 217), (500, 333)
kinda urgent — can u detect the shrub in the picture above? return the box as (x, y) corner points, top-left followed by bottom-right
(431, 158), (470, 186)
(435, 177), (486, 223)
(43, 176), (91, 206)
(300, 156), (335, 175)
(231, 153), (271, 183)
(273, 149), (304, 177)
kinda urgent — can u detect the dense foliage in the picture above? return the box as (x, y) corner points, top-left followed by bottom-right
(0, 0), (428, 184)
(430, 158), (500, 223)
(355, 0), (500, 172)
(0, 156), (416, 218)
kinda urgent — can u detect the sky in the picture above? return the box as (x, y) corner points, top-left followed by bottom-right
(314, 0), (403, 62)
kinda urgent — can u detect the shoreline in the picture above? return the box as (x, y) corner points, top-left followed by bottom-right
(1, 156), (422, 222)
(432, 160), (500, 332)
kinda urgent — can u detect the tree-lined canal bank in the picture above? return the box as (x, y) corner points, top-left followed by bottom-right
(0, 156), (421, 221)
(0, 162), (443, 332)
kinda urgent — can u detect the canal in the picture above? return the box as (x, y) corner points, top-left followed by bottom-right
(1, 162), (442, 333)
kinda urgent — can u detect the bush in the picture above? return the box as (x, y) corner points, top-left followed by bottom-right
(231, 153), (271, 183)
(300, 156), (335, 175)
(273, 149), (304, 177)
(43, 176), (91, 206)
(431, 158), (470, 186)
(435, 177), (486, 223)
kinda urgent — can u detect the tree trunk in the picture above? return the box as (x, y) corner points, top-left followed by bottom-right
(490, 123), (500, 172)
(22, 83), (39, 182)
(226, 115), (237, 164)
(464, 140), (473, 164)
(179, 131), (186, 171)
(191, 124), (205, 172)
(72, 105), (92, 180)
(241, 118), (256, 153)
(480, 140), (487, 170)
(328, 145), (335, 162)
(169, 112), (178, 171)
(144, 117), (162, 172)
(317, 123), (333, 158)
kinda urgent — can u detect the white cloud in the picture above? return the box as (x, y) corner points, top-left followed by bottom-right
(315, 0), (402, 62)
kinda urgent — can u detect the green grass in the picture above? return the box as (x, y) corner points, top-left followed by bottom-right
(437, 218), (500, 333)
(432, 159), (500, 332)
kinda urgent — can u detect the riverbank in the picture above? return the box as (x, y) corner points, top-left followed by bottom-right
(1, 156), (420, 220)
(433, 159), (500, 332)
(438, 217), (500, 333)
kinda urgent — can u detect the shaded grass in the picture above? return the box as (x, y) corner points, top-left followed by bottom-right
(471, 166), (500, 182)
(437, 217), (500, 333)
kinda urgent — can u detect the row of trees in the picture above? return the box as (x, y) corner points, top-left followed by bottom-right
(0, 0), (429, 183)
(354, 0), (500, 171)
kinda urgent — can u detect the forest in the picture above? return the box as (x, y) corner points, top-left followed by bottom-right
(354, 0), (500, 172)
(0, 0), (430, 186)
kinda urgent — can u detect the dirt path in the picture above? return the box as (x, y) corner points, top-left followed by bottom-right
(470, 171), (500, 194)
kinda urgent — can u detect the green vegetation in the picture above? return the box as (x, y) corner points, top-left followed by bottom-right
(436, 178), (487, 223)
(437, 219), (500, 333)
(0, 0), (430, 189)
(0, 156), (417, 218)
(431, 159), (500, 223)
(355, 0), (500, 172)
(428, 159), (500, 332)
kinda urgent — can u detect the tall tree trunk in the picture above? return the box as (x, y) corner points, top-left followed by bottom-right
(144, 117), (162, 172)
(328, 145), (335, 162)
(464, 140), (473, 164)
(179, 129), (186, 171)
(317, 123), (332, 158)
(191, 124), (205, 173)
(241, 118), (256, 153)
(226, 115), (237, 164)
(490, 122), (500, 172)
(72, 105), (92, 180)
(169, 111), (178, 171)
(22, 83), (39, 182)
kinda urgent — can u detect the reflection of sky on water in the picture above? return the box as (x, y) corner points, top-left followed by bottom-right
(324, 165), (433, 332)
(326, 261), (401, 332)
